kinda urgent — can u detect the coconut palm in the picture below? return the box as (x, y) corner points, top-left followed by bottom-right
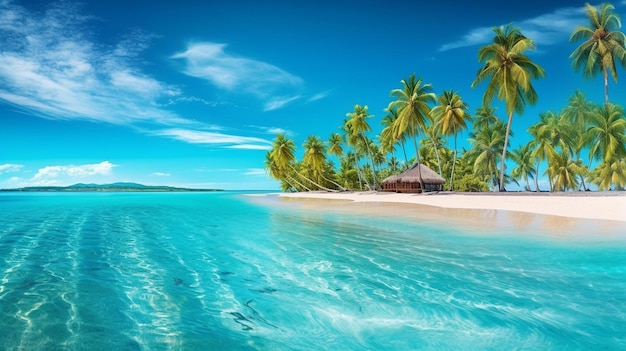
(327, 132), (344, 158)
(546, 152), (586, 191)
(472, 24), (545, 191)
(270, 133), (334, 192)
(265, 151), (309, 191)
(432, 90), (471, 190)
(467, 121), (507, 190)
(510, 143), (537, 191)
(303, 135), (345, 191)
(346, 104), (378, 190)
(570, 2), (626, 103)
(589, 159), (626, 190)
(562, 90), (596, 190)
(586, 102), (626, 164)
(473, 105), (500, 130)
(422, 125), (444, 175)
(388, 74), (436, 191)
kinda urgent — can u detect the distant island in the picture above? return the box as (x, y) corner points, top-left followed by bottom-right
(0, 182), (223, 192)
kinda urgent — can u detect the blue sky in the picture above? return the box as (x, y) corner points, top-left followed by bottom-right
(1, 0), (626, 190)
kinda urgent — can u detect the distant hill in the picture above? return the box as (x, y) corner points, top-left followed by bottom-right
(0, 182), (222, 192)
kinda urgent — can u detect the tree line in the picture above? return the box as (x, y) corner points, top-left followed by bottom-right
(265, 2), (626, 193)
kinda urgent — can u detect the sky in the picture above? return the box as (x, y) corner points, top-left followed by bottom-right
(1, 0), (626, 190)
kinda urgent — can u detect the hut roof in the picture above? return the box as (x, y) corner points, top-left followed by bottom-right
(382, 163), (445, 184)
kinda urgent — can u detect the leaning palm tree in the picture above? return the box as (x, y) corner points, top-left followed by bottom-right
(570, 2), (626, 103)
(265, 151), (308, 191)
(270, 133), (334, 192)
(432, 90), (471, 191)
(472, 24), (545, 191)
(589, 158), (626, 190)
(346, 104), (378, 190)
(303, 135), (345, 191)
(388, 74), (436, 191)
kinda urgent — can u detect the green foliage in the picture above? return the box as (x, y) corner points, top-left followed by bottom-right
(454, 174), (489, 192)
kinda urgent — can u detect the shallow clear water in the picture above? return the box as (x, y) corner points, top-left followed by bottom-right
(0, 192), (625, 350)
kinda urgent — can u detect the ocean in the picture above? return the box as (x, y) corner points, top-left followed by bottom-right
(0, 192), (624, 350)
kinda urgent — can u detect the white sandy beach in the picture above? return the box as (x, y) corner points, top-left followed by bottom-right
(279, 191), (626, 223)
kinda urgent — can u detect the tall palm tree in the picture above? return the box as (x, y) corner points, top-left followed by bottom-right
(510, 143), (537, 191)
(346, 104), (378, 190)
(423, 125), (444, 175)
(528, 111), (573, 191)
(570, 2), (626, 103)
(432, 90), (471, 190)
(388, 74), (436, 191)
(472, 24), (545, 191)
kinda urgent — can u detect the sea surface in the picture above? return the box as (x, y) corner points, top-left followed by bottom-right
(0, 192), (625, 350)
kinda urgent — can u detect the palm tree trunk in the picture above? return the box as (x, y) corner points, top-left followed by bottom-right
(449, 135), (457, 191)
(603, 67), (609, 104)
(432, 139), (442, 175)
(534, 160), (541, 192)
(361, 133), (378, 190)
(401, 141), (408, 168)
(286, 173), (311, 192)
(320, 173), (347, 191)
(289, 164), (336, 192)
(412, 136), (425, 192)
(499, 112), (514, 191)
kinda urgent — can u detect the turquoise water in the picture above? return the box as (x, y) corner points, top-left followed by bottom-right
(0, 192), (625, 350)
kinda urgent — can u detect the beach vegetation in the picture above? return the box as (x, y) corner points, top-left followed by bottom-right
(570, 2), (626, 103)
(472, 23), (546, 191)
(266, 3), (626, 193)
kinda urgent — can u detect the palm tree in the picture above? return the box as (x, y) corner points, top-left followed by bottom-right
(472, 24), (546, 191)
(586, 102), (626, 164)
(423, 125), (444, 175)
(270, 133), (334, 192)
(303, 135), (345, 191)
(562, 90), (596, 190)
(388, 74), (436, 191)
(432, 90), (471, 191)
(346, 104), (378, 190)
(473, 105), (500, 130)
(570, 2), (626, 103)
(327, 132), (344, 158)
(510, 143), (537, 191)
(265, 151), (309, 191)
(528, 111), (573, 191)
(547, 152), (586, 191)
(589, 159), (626, 190)
(467, 121), (506, 190)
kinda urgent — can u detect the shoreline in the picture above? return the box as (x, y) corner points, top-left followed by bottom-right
(278, 191), (626, 223)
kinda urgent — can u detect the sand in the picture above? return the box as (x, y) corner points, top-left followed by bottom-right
(279, 191), (626, 223)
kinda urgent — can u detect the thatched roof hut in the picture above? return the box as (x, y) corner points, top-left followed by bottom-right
(382, 163), (445, 193)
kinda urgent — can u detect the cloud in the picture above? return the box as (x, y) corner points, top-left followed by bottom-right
(172, 42), (304, 110)
(155, 128), (272, 150)
(31, 161), (116, 185)
(0, 1), (272, 151)
(307, 90), (332, 102)
(0, 163), (23, 174)
(263, 95), (300, 111)
(0, 1), (190, 126)
(152, 172), (171, 177)
(438, 6), (585, 52)
(243, 168), (266, 176)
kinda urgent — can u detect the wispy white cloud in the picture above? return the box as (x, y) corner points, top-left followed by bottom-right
(247, 125), (292, 136)
(155, 128), (272, 150)
(244, 168), (266, 176)
(438, 6), (585, 52)
(263, 95), (301, 111)
(307, 90), (332, 102)
(152, 172), (171, 177)
(0, 163), (23, 174)
(0, 1), (272, 151)
(0, 1), (187, 126)
(172, 42), (303, 110)
(31, 161), (117, 185)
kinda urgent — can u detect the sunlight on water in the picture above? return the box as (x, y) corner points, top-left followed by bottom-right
(0, 192), (625, 350)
